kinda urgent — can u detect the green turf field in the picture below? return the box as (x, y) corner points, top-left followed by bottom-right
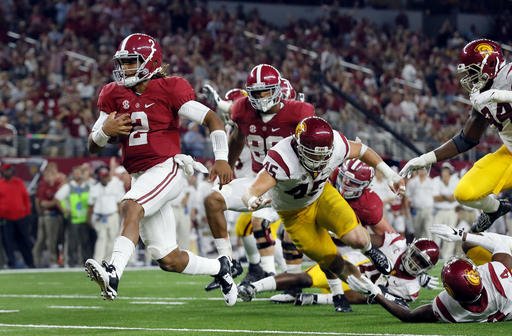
(0, 265), (511, 336)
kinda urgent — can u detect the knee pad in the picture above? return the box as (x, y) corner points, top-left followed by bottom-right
(282, 241), (303, 261)
(254, 219), (275, 249)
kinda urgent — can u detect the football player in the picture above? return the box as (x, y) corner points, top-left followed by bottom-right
(84, 33), (237, 305)
(400, 39), (512, 236)
(203, 65), (315, 280)
(349, 229), (512, 323)
(241, 116), (405, 312)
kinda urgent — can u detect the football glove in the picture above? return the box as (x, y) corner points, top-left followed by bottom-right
(418, 273), (440, 290)
(398, 152), (436, 178)
(430, 223), (465, 242)
(174, 154), (208, 176)
(347, 275), (382, 302)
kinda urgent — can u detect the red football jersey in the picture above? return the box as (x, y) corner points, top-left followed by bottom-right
(231, 98), (315, 173)
(347, 188), (384, 227)
(97, 77), (195, 173)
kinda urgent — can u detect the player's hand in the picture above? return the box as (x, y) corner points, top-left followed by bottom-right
(387, 172), (406, 196)
(174, 154), (208, 176)
(418, 273), (440, 290)
(242, 194), (271, 211)
(399, 152), (436, 178)
(347, 275), (382, 301)
(430, 223), (465, 242)
(102, 112), (132, 137)
(202, 83), (222, 107)
(470, 89), (495, 109)
(209, 160), (233, 189)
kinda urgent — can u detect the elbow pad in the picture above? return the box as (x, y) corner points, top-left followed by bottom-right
(451, 130), (479, 153)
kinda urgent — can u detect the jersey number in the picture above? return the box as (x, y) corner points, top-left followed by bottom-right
(246, 134), (283, 164)
(128, 111), (149, 146)
(285, 179), (326, 199)
(481, 103), (512, 131)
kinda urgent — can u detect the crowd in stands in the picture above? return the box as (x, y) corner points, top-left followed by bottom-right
(0, 0), (511, 161)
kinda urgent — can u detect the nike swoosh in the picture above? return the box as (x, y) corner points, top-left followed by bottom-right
(271, 128), (280, 132)
(145, 103), (155, 108)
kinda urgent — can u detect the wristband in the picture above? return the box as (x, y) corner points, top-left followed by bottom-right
(376, 162), (396, 181)
(91, 127), (110, 147)
(421, 151), (437, 164)
(210, 130), (229, 161)
(358, 144), (368, 159)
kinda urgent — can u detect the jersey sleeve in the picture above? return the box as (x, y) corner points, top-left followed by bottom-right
(165, 76), (196, 110)
(334, 131), (350, 162)
(97, 83), (118, 113)
(264, 148), (291, 180)
(230, 97), (246, 125)
(486, 261), (512, 299)
(299, 101), (315, 118)
(363, 191), (384, 225)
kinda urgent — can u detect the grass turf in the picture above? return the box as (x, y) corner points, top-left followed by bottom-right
(0, 265), (511, 335)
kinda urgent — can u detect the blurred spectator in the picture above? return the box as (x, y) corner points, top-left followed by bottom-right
(0, 115), (17, 156)
(87, 166), (124, 261)
(55, 166), (91, 267)
(0, 163), (34, 268)
(32, 163), (65, 267)
(182, 122), (206, 158)
(405, 168), (435, 240)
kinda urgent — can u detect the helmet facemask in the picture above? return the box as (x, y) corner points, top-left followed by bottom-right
(296, 140), (333, 173)
(338, 171), (369, 199)
(247, 86), (281, 113)
(402, 243), (434, 276)
(457, 54), (491, 93)
(112, 44), (161, 87)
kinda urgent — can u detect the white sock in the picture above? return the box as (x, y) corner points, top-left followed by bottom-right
(109, 236), (135, 279)
(327, 278), (344, 295)
(181, 250), (221, 275)
(315, 293), (333, 305)
(260, 255), (276, 274)
(214, 237), (233, 258)
(460, 195), (500, 213)
(285, 264), (302, 274)
(252, 276), (276, 293)
(242, 235), (260, 264)
(273, 239), (287, 272)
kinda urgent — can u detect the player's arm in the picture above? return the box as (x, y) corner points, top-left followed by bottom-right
(242, 170), (276, 211)
(374, 296), (438, 323)
(400, 109), (487, 177)
(348, 140), (404, 194)
(371, 217), (396, 236)
(227, 125), (246, 169)
(88, 111), (132, 154)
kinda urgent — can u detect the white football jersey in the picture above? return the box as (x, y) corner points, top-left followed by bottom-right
(262, 132), (350, 211)
(432, 261), (512, 323)
(472, 63), (512, 152)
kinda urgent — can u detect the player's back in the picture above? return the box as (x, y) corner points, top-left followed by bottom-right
(347, 188), (383, 227)
(97, 77), (195, 173)
(231, 97), (315, 173)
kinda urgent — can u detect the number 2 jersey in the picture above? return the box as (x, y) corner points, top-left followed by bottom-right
(97, 77), (196, 173)
(432, 261), (512, 322)
(262, 131), (350, 211)
(231, 97), (315, 174)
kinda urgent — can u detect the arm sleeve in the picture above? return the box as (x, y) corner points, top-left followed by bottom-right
(91, 111), (109, 132)
(178, 100), (210, 124)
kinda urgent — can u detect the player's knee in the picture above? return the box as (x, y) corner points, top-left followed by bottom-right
(254, 219), (275, 249)
(453, 183), (477, 203)
(295, 273), (313, 288)
(157, 248), (186, 273)
(120, 199), (143, 221)
(282, 241), (303, 262)
(319, 254), (344, 274)
(204, 191), (225, 213)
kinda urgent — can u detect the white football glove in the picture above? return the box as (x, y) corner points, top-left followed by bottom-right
(418, 273), (440, 290)
(398, 152), (436, 178)
(174, 154), (208, 176)
(347, 275), (382, 301)
(430, 223), (465, 242)
(202, 83), (222, 106)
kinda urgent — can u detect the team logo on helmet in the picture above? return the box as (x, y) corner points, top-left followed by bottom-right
(465, 269), (481, 286)
(474, 43), (494, 56)
(295, 121), (306, 138)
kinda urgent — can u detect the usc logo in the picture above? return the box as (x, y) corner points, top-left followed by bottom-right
(474, 43), (495, 56)
(295, 121), (307, 137)
(465, 269), (481, 286)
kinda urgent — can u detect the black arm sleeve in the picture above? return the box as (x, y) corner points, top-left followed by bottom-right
(451, 129), (479, 153)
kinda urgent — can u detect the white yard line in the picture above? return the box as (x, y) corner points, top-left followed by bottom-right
(129, 301), (185, 305)
(0, 294), (269, 301)
(0, 323), (453, 336)
(0, 310), (19, 313)
(48, 306), (102, 309)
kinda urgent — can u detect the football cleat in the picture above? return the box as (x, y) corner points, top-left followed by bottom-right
(215, 256), (238, 306)
(332, 294), (352, 313)
(237, 283), (257, 302)
(85, 259), (119, 300)
(239, 262), (269, 286)
(294, 293), (317, 306)
(471, 199), (512, 233)
(364, 247), (392, 275)
(270, 292), (296, 304)
(204, 259), (243, 291)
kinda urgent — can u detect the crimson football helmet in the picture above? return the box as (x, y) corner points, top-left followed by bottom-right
(280, 78), (297, 100)
(294, 117), (334, 172)
(225, 88), (248, 102)
(402, 239), (439, 276)
(337, 159), (375, 199)
(457, 39), (505, 92)
(441, 258), (483, 302)
(246, 64), (282, 113)
(112, 33), (163, 87)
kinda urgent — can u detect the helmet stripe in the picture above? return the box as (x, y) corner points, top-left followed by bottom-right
(120, 34), (135, 52)
(255, 64), (263, 84)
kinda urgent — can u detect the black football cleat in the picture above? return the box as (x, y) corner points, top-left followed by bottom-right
(332, 294), (352, 313)
(239, 263), (269, 286)
(205, 258), (243, 291)
(216, 256), (237, 306)
(85, 259), (119, 300)
(471, 199), (512, 233)
(364, 247), (392, 275)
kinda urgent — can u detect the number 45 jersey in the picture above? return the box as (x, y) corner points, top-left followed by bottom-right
(472, 62), (512, 151)
(262, 131), (350, 211)
(231, 97), (315, 174)
(97, 77), (195, 174)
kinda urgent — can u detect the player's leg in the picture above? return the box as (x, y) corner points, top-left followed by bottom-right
(251, 208), (278, 275)
(454, 145), (512, 232)
(238, 271), (312, 302)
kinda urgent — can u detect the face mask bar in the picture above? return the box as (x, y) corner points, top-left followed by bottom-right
(297, 143), (332, 172)
(403, 244), (433, 276)
(247, 86), (281, 113)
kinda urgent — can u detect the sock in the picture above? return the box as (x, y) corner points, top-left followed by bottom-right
(109, 236), (135, 279)
(273, 239), (287, 272)
(260, 255), (276, 274)
(315, 293), (333, 305)
(285, 264), (302, 274)
(460, 195), (500, 213)
(252, 276), (276, 293)
(360, 239), (372, 253)
(327, 278), (344, 295)
(242, 235), (260, 264)
(182, 250), (221, 275)
(214, 237), (233, 258)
